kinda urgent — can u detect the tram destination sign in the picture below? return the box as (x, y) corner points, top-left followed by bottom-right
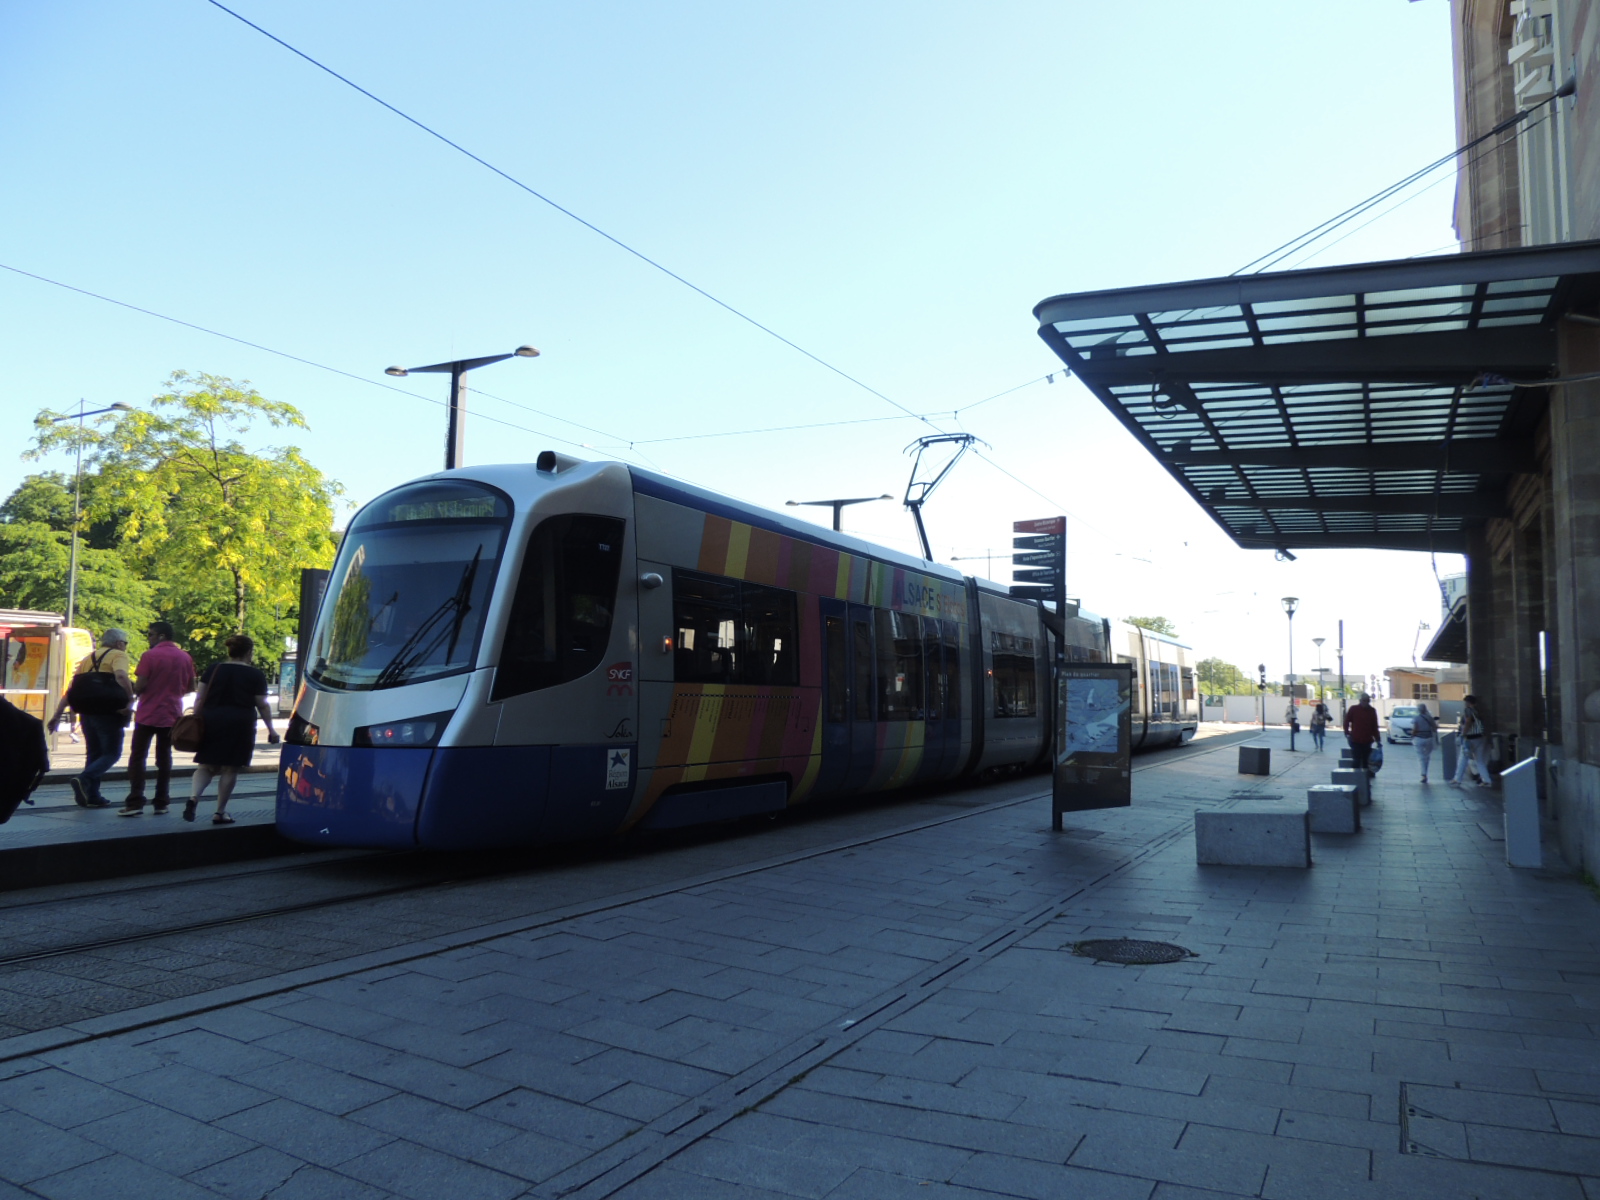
(1009, 515), (1065, 603)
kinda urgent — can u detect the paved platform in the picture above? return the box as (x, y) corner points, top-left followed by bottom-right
(1, 771), (288, 891)
(0, 731), (1597, 1199)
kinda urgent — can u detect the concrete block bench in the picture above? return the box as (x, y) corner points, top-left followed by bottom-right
(1238, 745), (1272, 776)
(1195, 809), (1311, 867)
(1307, 784), (1360, 833)
(1331, 768), (1370, 806)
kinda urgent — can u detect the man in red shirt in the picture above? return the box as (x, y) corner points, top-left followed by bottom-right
(118, 621), (196, 816)
(1343, 691), (1380, 775)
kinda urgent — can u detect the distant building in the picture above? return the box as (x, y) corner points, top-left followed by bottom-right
(1386, 665), (1470, 706)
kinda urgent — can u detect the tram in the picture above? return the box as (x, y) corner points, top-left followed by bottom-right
(277, 454), (1197, 850)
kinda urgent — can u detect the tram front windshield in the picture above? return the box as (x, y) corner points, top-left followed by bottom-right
(308, 481), (510, 691)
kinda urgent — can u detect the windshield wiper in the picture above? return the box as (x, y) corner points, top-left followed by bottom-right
(372, 547), (483, 690)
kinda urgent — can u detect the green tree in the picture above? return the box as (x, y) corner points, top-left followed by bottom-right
(0, 473), (155, 635)
(1124, 615), (1178, 636)
(1195, 656), (1255, 694)
(32, 372), (343, 668)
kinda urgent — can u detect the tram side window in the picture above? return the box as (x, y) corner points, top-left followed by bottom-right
(992, 631), (1037, 718)
(673, 573), (742, 684)
(825, 616), (847, 722)
(852, 617), (874, 720)
(942, 620), (961, 720)
(876, 610), (923, 720)
(493, 514), (625, 700)
(671, 570), (799, 687)
(742, 584), (799, 686)
(1182, 667), (1194, 703)
(1118, 654), (1140, 715)
(922, 617), (943, 722)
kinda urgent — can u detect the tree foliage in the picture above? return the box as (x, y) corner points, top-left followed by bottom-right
(1124, 615), (1178, 636)
(1195, 656), (1256, 695)
(0, 473), (155, 635)
(28, 373), (342, 668)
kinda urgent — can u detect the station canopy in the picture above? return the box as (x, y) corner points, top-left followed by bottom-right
(1035, 240), (1600, 554)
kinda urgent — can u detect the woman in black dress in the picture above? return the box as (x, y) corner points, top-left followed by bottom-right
(185, 634), (280, 824)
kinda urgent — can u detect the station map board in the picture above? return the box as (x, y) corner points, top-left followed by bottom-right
(1053, 661), (1133, 827)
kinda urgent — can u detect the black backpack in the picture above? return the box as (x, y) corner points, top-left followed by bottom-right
(65, 651), (128, 715)
(0, 697), (49, 823)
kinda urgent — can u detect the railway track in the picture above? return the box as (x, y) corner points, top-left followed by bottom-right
(0, 730), (1260, 976)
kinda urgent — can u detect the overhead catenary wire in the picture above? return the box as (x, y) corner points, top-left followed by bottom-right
(0, 260), (620, 456)
(203, 0), (940, 434)
(1235, 77), (1574, 275)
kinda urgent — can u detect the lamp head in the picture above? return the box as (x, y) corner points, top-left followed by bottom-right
(785, 501), (799, 507)
(514, 345), (540, 358)
(384, 366), (408, 378)
(878, 494), (893, 500)
(110, 403), (133, 412)
(1281, 595), (1299, 616)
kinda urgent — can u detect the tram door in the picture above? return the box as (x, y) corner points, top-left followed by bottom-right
(818, 600), (879, 797)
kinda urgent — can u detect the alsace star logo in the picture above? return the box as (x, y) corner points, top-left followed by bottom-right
(609, 751), (628, 770)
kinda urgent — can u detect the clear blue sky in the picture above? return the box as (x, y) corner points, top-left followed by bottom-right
(1, 0), (1464, 684)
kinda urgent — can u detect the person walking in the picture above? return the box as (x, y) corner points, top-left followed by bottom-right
(1411, 702), (1439, 783)
(118, 621), (196, 816)
(1309, 702), (1329, 752)
(1343, 691), (1380, 775)
(45, 629), (132, 808)
(1450, 694), (1491, 788)
(185, 634), (279, 824)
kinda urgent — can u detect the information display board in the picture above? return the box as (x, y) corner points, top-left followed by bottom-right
(1052, 661), (1133, 826)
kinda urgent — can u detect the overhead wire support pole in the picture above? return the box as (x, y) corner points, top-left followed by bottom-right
(902, 433), (984, 561)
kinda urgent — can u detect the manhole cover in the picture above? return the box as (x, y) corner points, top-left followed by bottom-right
(1072, 938), (1196, 965)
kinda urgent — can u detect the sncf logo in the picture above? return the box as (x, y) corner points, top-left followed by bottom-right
(606, 662), (634, 696)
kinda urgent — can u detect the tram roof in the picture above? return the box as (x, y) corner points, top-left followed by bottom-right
(1034, 240), (1600, 554)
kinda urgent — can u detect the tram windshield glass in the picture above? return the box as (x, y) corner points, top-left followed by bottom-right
(308, 481), (510, 691)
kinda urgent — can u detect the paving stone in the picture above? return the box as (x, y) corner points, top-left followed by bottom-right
(185, 1144), (306, 1198)
(471, 1087), (639, 1147)
(951, 1151), (1158, 1200)
(0, 1110), (111, 1185)
(23, 1152), (220, 1200)
(76, 1100), (256, 1176)
(672, 1136), (858, 1197)
(339, 1138), (526, 1200)
(232, 1057), (399, 1115)
(3, 1064), (144, 1134)
(137, 1027), (287, 1077)
(214, 1097), (395, 1167)
(110, 1062), (273, 1121)
(259, 1163), (397, 1200)
(348, 1092), (521, 1158)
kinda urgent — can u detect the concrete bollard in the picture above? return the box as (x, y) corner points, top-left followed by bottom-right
(1441, 731), (1458, 781)
(1238, 745), (1271, 775)
(1195, 809), (1311, 867)
(1331, 767), (1370, 807)
(1502, 756), (1541, 868)
(1307, 784), (1360, 833)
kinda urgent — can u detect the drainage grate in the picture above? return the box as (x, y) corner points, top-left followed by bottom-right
(1071, 938), (1196, 965)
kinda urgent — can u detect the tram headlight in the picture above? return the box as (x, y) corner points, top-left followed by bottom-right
(285, 713), (320, 745)
(352, 711), (453, 748)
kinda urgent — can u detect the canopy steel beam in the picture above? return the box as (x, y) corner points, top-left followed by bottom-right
(1232, 531), (1471, 553)
(1208, 492), (1507, 518)
(1033, 238), (1600, 326)
(1059, 327), (1554, 386)
(1167, 439), (1535, 474)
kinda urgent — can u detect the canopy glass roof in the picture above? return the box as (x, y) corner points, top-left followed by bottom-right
(1036, 241), (1600, 553)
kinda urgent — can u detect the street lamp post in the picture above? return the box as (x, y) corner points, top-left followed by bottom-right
(47, 401), (133, 629)
(1312, 636), (1326, 700)
(1282, 596), (1299, 750)
(785, 495), (893, 531)
(386, 346), (539, 470)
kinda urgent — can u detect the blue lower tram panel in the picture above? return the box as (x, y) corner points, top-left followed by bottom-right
(276, 743), (637, 850)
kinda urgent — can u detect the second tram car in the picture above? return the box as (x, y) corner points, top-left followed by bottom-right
(278, 455), (1196, 849)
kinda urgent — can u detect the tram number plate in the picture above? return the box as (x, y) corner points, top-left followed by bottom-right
(606, 748), (631, 790)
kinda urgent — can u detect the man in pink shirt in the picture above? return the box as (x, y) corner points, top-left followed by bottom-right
(119, 621), (197, 816)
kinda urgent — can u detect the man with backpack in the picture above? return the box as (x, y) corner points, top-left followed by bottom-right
(46, 629), (133, 808)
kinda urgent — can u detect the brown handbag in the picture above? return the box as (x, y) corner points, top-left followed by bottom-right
(171, 711), (204, 753)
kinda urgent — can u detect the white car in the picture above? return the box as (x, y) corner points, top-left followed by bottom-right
(1387, 705), (1419, 743)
